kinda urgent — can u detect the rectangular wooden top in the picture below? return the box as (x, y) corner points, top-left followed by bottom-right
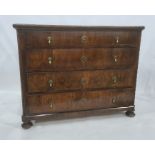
(13, 24), (145, 31)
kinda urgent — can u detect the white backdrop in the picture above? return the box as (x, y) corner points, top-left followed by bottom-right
(0, 15), (155, 139)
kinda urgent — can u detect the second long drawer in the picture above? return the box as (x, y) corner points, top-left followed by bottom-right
(27, 69), (136, 93)
(26, 48), (138, 71)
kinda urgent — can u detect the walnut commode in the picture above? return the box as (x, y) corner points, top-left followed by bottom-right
(13, 24), (144, 129)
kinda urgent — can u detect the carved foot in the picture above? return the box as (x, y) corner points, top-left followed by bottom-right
(125, 111), (135, 117)
(21, 121), (33, 129)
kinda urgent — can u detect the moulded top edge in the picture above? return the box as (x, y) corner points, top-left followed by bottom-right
(13, 24), (145, 31)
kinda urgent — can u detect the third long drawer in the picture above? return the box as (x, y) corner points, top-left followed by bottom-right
(27, 69), (137, 93)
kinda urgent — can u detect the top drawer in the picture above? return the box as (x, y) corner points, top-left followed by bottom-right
(26, 30), (139, 48)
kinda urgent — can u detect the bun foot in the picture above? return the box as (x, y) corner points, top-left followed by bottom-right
(125, 111), (135, 117)
(22, 121), (33, 129)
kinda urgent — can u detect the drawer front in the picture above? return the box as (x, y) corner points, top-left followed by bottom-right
(27, 69), (136, 93)
(27, 89), (134, 114)
(26, 48), (138, 71)
(26, 30), (139, 48)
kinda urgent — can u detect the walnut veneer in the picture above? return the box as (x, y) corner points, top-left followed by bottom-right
(13, 24), (144, 129)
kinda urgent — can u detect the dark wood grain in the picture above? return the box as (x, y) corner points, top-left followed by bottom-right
(13, 24), (145, 31)
(27, 69), (136, 93)
(26, 48), (138, 71)
(13, 24), (144, 128)
(26, 88), (135, 114)
(23, 106), (135, 122)
(25, 30), (140, 48)
(16, 30), (27, 116)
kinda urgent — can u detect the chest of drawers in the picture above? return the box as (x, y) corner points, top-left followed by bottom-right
(13, 24), (144, 129)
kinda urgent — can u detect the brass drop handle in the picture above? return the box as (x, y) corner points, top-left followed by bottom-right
(48, 99), (54, 109)
(49, 80), (53, 87)
(112, 76), (118, 84)
(47, 36), (53, 45)
(80, 55), (87, 63)
(81, 35), (88, 43)
(113, 55), (118, 63)
(116, 36), (119, 44)
(48, 57), (54, 64)
(112, 97), (117, 104)
(49, 102), (53, 109)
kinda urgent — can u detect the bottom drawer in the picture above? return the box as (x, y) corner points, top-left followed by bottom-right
(26, 89), (135, 115)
